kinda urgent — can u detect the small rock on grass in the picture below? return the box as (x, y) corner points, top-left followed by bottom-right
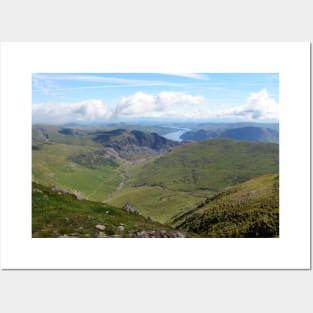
(95, 224), (106, 231)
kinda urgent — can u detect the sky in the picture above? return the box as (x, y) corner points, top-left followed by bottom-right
(32, 73), (279, 124)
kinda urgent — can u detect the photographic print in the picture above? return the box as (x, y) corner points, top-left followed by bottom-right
(32, 73), (279, 239)
(2, 42), (309, 269)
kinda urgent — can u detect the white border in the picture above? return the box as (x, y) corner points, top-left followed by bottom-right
(0, 42), (310, 269)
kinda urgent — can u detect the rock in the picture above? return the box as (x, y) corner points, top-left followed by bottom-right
(98, 232), (107, 238)
(95, 224), (106, 231)
(175, 232), (185, 238)
(117, 225), (124, 233)
(122, 203), (139, 215)
(51, 185), (60, 192)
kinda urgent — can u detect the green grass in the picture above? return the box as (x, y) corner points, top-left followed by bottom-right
(127, 138), (279, 193)
(107, 186), (209, 223)
(172, 174), (279, 237)
(32, 143), (122, 202)
(32, 182), (180, 238)
(107, 138), (278, 223)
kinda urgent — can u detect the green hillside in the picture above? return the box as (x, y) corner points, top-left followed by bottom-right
(32, 143), (122, 202)
(107, 139), (278, 223)
(107, 186), (206, 223)
(32, 125), (178, 202)
(127, 139), (279, 193)
(172, 174), (279, 237)
(32, 182), (187, 238)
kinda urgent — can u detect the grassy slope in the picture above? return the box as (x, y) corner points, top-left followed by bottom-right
(127, 139), (278, 192)
(107, 186), (206, 223)
(32, 143), (122, 202)
(32, 183), (180, 238)
(172, 174), (279, 237)
(108, 139), (279, 223)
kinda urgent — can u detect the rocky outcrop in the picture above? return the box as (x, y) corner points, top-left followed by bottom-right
(122, 203), (139, 215)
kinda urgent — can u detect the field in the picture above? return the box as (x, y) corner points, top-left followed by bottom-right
(32, 143), (122, 202)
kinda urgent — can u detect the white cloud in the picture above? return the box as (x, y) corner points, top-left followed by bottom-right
(116, 91), (204, 117)
(32, 100), (113, 124)
(32, 89), (278, 123)
(218, 89), (278, 120)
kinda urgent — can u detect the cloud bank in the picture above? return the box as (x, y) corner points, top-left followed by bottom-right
(32, 100), (113, 124)
(217, 89), (278, 120)
(32, 89), (278, 123)
(116, 91), (204, 116)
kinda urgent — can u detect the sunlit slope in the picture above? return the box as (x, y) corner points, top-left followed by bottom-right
(32, 143), (122, 202)
(127, 139), (279, 193)
(108, 139), (279, 223)
(32, 182), (185, 238)
(172, 174), (279, 237)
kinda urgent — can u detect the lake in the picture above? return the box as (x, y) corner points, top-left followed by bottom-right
(162, 128), (190, 142)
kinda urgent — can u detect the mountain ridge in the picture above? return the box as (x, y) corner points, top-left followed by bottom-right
(181, 126), (279, 143)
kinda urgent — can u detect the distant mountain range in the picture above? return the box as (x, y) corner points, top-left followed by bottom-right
(181, 126), (279, 143)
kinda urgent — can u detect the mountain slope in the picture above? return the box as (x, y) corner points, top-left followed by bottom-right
(172, 174), (279, 237)
(32, 126), (179, 202)
(92, 129), (178, 159)
(107, 139), (279, 223)
(32, 143), (122, 202)
(32, 125), (178, 160)
(127, 138), (279, 193)
(32, 182), (187, 238)
(181, 126), (279, 143)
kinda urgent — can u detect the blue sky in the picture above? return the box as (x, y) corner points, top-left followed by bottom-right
(32, 73), (279, 124)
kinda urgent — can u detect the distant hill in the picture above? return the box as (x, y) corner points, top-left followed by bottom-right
(128, 138), (279, 193)
(171, 174), (279, 237)
(195, 122), (279, 131)
(181, 126), (279, 143)
(32, 182), (187, 238)
(162, 122), (279, 131)
(32, 125), (178, 160)
(92, 129), (178, 155)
